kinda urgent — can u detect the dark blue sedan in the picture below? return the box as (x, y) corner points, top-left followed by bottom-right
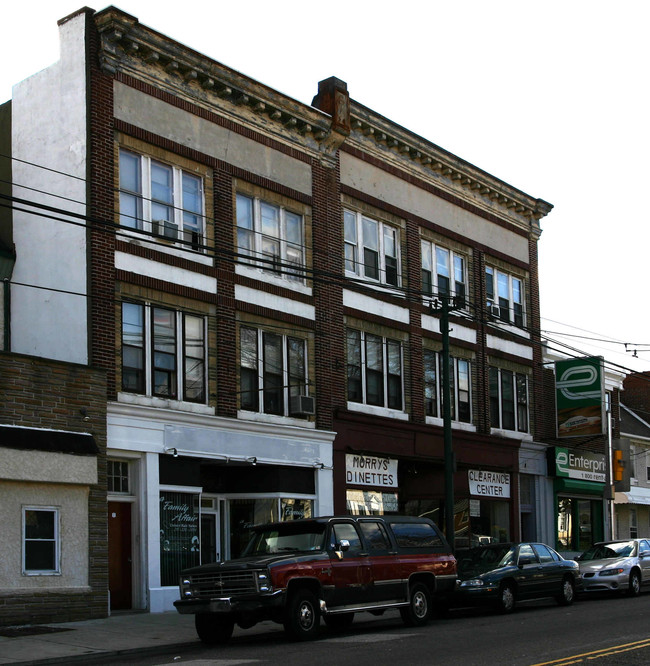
(455, 542), (581, 613)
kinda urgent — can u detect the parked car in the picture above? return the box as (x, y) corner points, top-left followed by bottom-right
(577, 539), (650, 596)
(456, 542), (580, 613)
(174, 515), (458, 643)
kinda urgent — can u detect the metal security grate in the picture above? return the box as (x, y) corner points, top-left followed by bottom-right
(189, 570), (260, 596)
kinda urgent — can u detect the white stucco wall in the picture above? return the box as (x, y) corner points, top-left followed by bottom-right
(11, 13), (88, 363)
(0, 481), (90, 590)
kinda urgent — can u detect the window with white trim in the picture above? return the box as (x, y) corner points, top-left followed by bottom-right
(421, 240), (466, 306)
(239, 326), (309, 417)
(119, 149), (205, 250)
(423, 350), (471, 423)
(236, 194), (305, 281)
(108, 460), (130, 494)
(122, 302), (207, 403)
(489, 367), (529, 432)
(486, 266), (524, 327)
(23, 507), (59, 574)
(344, 210), (400, 287)
(347, 329), (403, 410)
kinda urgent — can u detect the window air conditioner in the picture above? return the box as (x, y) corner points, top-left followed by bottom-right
(153, 219), (178, 240)
(290, 395), (316, 415)
(489, 304), (501, 318)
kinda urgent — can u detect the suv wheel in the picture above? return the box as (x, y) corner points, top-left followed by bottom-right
(284, 588), (320, 641)
(400, 582), (432, 627)
(194, 613), (234, 645)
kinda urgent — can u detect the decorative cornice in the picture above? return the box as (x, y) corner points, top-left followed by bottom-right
(347, 104), (552, 234)
(94, 8), (343, 165)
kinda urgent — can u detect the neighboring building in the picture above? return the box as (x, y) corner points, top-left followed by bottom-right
(0, 352), (107, 626)
(2, 6), (554, 618)
(532, 352), (624, 556)
(614, 372), (650, 538)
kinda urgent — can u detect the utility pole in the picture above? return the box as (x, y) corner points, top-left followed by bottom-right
(432, 294), (456, 552)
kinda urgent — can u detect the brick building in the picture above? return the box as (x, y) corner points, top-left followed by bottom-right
(2, 6), (554, 617)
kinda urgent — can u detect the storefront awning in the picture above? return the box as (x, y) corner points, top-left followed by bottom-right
(615, 488), (650, 506)
(554, 478), (606, 496)
(0, 424), (98, 455)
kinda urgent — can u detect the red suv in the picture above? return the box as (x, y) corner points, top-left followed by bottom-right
(174, 515), (458, 643)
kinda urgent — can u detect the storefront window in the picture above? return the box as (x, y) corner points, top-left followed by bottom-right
(281, 498), (313, 521)
(159, 491), (199, 586)
(346, 490), (398, 515)
(229, 498), (278, 559)
(557, 497), (600, 551)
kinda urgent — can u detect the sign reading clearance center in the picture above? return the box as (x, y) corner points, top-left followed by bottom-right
(346, 454), (398, 488)
(469, 470), (511, 498)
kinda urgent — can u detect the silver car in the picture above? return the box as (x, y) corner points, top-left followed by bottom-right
(577, 539), (650, 596)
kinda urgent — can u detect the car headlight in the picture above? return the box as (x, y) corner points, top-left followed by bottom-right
(599, 568), (625, 576)
(257, 571), (272, 593)
(460, 578), (485, 588)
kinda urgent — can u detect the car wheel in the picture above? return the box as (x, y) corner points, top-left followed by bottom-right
(194, 613), (234, 645)
(556, 576), (575, 606)
(400, 582), (432, 627)
(629, 570), (641, 597)
(284, 588), (320, 641)
(497, 582), (516, 613)
(323, 612), (354, 631)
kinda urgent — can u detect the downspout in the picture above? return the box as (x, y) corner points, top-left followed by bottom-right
(2, 277), (9, 351)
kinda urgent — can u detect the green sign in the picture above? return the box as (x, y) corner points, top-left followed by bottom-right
(555, 356), (604, 438)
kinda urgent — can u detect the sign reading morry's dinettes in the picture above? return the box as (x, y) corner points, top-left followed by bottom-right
(345, 454), (398, 488)
(468, 470), (511, 498)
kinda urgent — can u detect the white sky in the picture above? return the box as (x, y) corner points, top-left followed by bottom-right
(2, 1), (649, 377)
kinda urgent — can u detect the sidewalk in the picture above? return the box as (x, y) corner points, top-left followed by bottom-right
(0, 610), (258, 665)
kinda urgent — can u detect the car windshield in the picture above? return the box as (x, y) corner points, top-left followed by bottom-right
(242, 522), (326, 556)
(458, 544), (513, 577)
(581, 541), (637, 560)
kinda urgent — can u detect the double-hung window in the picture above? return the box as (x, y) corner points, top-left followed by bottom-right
(344, 210), (400, 287)
(489, 367), (529, 432)
(236, 194), (305, 281)
(486, 267), (524, 327)
(240, 326), (309, 416)
(121, 302), (206, 403)
(347, 329), (403, 410)
(119, 149), (205, 250)
(423, 350), (471, 423)
(23, 507), (59, 574)
(421, 241), (466, 306)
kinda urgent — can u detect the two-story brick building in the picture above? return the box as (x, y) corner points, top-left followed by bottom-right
(2, 6), (553, 618)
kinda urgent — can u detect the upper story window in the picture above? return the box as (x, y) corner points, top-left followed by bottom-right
(423, 350), (471, 423)
(486, 266), (524, 327)
(239, 326), (310, 417)
(236, 194), (305, 282)
(119, 149), (205, 250)
(421, 240), (466, 306)
(344, 210), (400, 287)
(23, 507), (59, 575)
(489, 367), (529, 433)
(122, 302), (206, 403)
(347, 329), (403, 410)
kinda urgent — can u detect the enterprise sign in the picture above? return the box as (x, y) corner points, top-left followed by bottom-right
(345, 454), (398, 488)
(553, 447), (606, 482)
(469, 470), (511, 498)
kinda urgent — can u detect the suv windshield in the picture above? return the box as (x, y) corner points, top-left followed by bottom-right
(581, 541), (637, 560)
(242, 522), (326, 556)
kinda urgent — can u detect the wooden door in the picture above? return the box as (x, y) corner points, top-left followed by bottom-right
(108, 501), (132, 610)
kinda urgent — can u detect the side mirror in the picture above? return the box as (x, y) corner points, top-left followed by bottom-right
(338, 539), (350, 552)
(640, 549), (650, 559)
(518, 556), (534, 566)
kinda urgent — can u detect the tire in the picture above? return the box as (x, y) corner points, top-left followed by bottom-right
(556, 577), (575, 606)
(284, 588), (320, 641)
(497, 582), (516, 614)
(194, 613), (234, 645)
(400, 582), (432, 627)
(323, 612), (355, 631)
(629, 570), (641, 597)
